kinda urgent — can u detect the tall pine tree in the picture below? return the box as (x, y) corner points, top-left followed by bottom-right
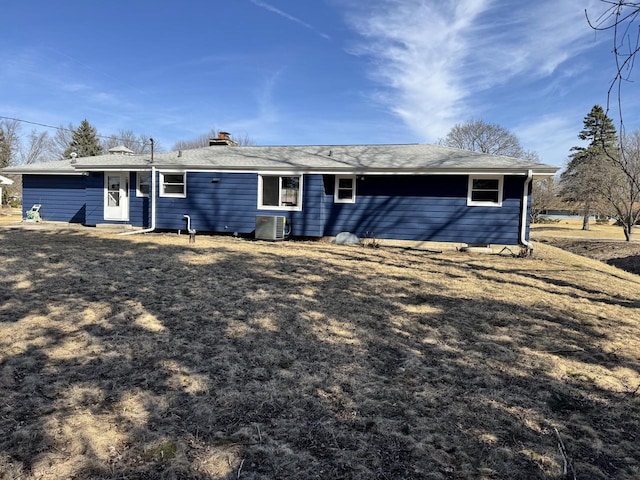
(561, 105), (618, 230)
(63, 119), (103, 158)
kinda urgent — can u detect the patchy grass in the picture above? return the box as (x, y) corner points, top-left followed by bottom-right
(532, 219), (640, 275)
(531, 219), (628, 240)
(540, 240), (640, 277)
(0, 207), (21, 223)
(1, 227), (640, 479)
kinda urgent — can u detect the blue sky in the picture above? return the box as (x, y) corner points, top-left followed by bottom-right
(0, 0), (633, 167)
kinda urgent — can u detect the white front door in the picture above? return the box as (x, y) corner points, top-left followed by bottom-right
(104, 172), (129, 221)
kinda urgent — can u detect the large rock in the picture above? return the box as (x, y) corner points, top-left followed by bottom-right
(333, 232), (360, 245)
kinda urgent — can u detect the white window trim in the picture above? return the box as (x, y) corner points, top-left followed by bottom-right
(136, 172), (150, 197)
(334, 175), (356, 203)
(257, 174), (303, 211)
(467, 175), (503, 207)
(159, 171), (187, 198)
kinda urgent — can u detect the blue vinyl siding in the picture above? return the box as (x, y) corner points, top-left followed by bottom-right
(154, 172), (524, 243)
(321, 175), (525, 244)
(155, 172), (258, 232)
(85, 172), (149, 226)
(130, 172), (150, 227)
(22, 175), (86, 223)
(22, 170), (530, 245)
(154, 172), (324, 236)
(85, 172), (103, 225)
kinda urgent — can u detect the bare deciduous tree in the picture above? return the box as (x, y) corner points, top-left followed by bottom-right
(20, 131), (52, 165)
(101, 130), (158, 155)
(531, 176), (561, 223)
(439, 119), (526, 157)
(586, 1), (640, 132)
(585, 2), (640, 240)
(598, 130), (640, 240)
(49, 123), (75, 161)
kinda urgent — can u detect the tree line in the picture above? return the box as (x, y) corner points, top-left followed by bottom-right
(0, 118), (156, 168)
(0, 119), (252, 169)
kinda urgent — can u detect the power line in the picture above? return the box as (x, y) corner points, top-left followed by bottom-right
(0, 115), (150, 146)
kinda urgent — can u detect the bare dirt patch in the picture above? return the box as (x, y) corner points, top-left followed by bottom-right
(1, 227), (640, 479)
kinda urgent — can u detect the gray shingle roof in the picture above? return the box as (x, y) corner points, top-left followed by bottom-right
(1, 158), (81, 174)
(2, 143), (558, 174)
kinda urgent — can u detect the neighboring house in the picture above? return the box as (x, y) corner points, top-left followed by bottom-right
(1, 142), (558, 246)
(0, 175), (14, 205)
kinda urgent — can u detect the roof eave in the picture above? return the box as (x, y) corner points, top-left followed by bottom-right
(152, 165), (560, 175)
(15, 164), (560, 176)
(0, 168), (84, 175)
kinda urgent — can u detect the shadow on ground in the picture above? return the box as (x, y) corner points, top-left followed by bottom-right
(1, 229), (639, 479)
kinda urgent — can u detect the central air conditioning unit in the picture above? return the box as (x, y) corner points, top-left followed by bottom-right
(255, 215), (286, 241)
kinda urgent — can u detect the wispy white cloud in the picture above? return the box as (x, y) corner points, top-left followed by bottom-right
(514, 114), (581, 167)
(344, 0), (604, 142)
(249, 0), (331, 40)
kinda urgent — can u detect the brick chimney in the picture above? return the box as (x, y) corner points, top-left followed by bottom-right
(209, 131), (238, 146)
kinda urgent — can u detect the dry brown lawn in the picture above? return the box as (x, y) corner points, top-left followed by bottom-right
(531, 219), (628, 241)
(1, 226), (640, 479)
(0, 208), (21, 224)
(532, 220), (640, 276)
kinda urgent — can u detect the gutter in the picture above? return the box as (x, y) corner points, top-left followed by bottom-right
(120, 140), (157, 236)
(520, 169), (534, 251)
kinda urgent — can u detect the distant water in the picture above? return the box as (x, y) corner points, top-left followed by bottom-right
(541, 215), (598, 221)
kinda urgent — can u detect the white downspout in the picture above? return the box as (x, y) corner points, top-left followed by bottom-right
(120, 139), (156, 236)
(520, 169), (534, 251)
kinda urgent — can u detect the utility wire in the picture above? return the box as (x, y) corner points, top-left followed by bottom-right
(0, 115), (150, 146)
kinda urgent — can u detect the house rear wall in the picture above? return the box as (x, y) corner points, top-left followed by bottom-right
(321, 175), (525, 245)
(22, 175), (86, 223)
(85, 172), (150, 227)
(149, 172), (525, 244)
(20, 171), (529, 245)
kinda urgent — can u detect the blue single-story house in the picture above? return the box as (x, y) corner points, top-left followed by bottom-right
(2, 141), (557, 246)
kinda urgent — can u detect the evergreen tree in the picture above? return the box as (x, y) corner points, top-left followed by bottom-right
(561, 105), (618, 230)
(63, 119), (103, 158)
(0, 129), (11, 168)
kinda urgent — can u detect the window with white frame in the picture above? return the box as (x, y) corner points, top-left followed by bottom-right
(258, 174), (302, 210)
(137, 172), (150, 197)
(160, 172), (186, 198)
(467, 176), (503, 207)
(334, 175), (356, 203)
